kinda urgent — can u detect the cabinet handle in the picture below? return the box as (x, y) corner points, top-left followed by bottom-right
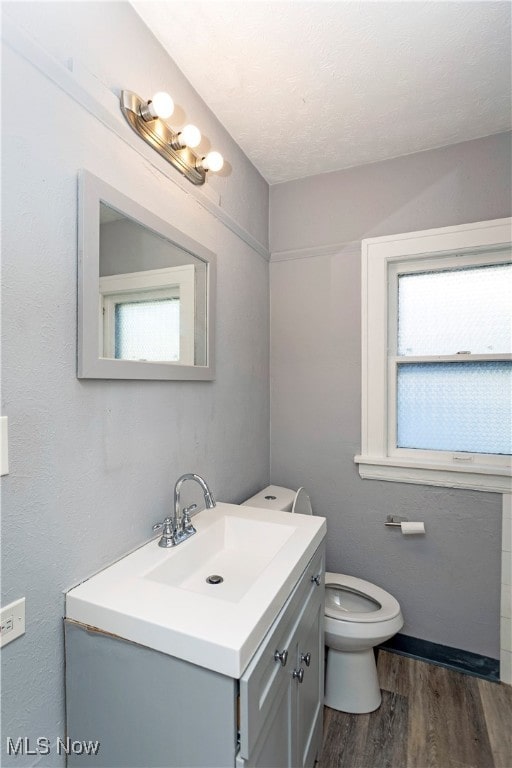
(274, 649), (288, 667)
(300, 651), (311, 667)
(311, 574), (321, 586)
(292, 667), (305, 684)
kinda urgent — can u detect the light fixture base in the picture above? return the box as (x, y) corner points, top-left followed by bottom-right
(120, 91), (206, 186)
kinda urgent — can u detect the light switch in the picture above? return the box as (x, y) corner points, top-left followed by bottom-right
(0, 416), (8, 476)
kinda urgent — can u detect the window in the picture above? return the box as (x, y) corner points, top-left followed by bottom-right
(113, 292), (180, 362)
(99, 265), (195, 365)
(355, 218), (512, 492)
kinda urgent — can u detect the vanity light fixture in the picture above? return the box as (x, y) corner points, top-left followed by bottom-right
(120, 90), (224, 186)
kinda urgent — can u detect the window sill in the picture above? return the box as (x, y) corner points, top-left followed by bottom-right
(354, 455), (511, 493)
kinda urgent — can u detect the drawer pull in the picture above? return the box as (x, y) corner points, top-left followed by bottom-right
(300, 651), (311, 667)
(274, 649), (288, 667)
(311, 574), (321, 586)
(293, 667), (305, 684)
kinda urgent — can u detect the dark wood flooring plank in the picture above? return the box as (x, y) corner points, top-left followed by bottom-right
(377, 650), (410, 697)
(408, 659), (495, 768)
(317, 707), (370, 768)
(406, 654), (437, 768)
(317, 691), (407, 768)
(362, 690), (408, 768)
(477, 678), (512, 768)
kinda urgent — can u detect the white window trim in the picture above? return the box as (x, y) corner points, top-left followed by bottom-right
(354, 217), (512, 493)
(99, 265), (195, 365)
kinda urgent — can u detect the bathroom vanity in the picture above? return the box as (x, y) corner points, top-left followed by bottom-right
(65, 502), (326, 767)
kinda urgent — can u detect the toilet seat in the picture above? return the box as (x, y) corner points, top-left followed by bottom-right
(325, 572), (401, 623)
(291, 487), (313, 515)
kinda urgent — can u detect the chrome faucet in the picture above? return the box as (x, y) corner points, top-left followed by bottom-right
(153, 473), (216, 548)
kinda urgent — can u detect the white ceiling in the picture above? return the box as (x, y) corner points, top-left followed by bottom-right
(131, 1), (511, 185)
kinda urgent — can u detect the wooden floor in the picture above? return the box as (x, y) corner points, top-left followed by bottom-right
(317, 650), (512, 768)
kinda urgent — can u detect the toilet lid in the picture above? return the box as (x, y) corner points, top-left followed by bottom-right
(291, 487), (313, 515)
(324, 572), (401, 623)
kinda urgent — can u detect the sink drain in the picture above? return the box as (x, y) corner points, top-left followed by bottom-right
(206, 574), (224, 585)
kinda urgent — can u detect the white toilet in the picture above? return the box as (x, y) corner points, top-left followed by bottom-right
(242, 485), (404, 714)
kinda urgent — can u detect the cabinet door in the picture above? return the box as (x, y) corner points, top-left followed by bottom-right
(243, 675), (293, 768)
(239, 599), (297, 761)
(239, 547), (324, 761)
(239, 543), (325, 768)
(293, 592), (324, 768)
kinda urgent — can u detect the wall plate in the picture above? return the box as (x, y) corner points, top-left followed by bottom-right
(0, 416), (8, 476)
(1, 598), (25, 647)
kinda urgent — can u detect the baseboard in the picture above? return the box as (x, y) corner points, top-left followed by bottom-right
(378, 633), (500, 682)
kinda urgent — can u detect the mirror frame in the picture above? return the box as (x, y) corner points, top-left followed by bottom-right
(77, 170), (216, 380)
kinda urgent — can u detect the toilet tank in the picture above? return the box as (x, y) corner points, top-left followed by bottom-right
(241, 485), (296, 512)
(242, 485), (313, 515)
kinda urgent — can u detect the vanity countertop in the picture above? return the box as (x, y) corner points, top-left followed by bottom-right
(66, 502), (326, 678)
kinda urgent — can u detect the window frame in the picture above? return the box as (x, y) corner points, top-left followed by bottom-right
(99, 265), (195, 365)
(354, 217), (512, 493)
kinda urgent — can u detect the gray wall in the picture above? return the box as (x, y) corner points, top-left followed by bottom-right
(269, 132), (511, 657)
(1, 3), (510, 764)
(1, 3), (269, 766)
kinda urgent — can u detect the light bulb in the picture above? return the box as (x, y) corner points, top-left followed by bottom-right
(202, 151), (224, 173)
(148, 91), (174, 119)
(179, 124), (201, 148)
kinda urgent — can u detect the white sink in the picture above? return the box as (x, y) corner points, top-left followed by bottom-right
(146, 515), (295, 602)
(66, 502), (326, 677)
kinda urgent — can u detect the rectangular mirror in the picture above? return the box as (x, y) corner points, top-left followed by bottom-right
(78, 171), (215, 380)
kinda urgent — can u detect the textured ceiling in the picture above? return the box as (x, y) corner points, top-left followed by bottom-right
(131, 1), (511, 185)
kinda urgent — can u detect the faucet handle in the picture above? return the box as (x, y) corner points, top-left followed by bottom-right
(153, 519), (174, 536)
(181, 504), (197, 535)
(153, 520), (172, 532)
(153, 518), (176, 547)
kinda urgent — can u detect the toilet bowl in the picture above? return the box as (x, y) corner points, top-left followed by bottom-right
(242, 485), (403, 714)
(324, 572), (403, 713)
